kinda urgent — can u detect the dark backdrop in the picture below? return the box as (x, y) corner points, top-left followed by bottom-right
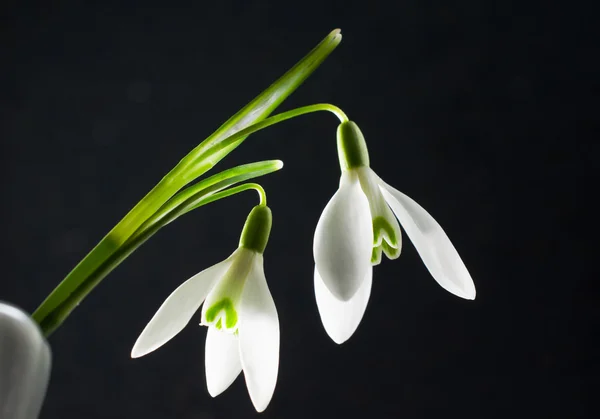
(1, 1), (595, 418)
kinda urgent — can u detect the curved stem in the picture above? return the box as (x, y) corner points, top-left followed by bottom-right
(33, 102), (345, 334)
(304, 103), (348, 123)
(255, 183), (267, 206)
(184, 183), (267, 214)
(194, 104), (348, 169)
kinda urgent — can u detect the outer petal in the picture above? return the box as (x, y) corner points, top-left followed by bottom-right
(378, 178), (476, 300)
(131, 253), (235, 358)
(238, 255), (279, 412)
(205, 327), (242, 397)
(313, 171), (373, 301)
(314, 266), (372, 344)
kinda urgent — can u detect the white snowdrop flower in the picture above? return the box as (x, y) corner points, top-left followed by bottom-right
(314, 121), (476, 344)
(131, 205), (279, 412)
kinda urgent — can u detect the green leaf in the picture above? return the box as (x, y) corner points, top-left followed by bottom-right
(179, 29), (343, 176)
(33, 28), (341, 335)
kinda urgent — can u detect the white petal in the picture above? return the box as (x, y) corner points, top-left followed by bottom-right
(314, 266), (372, 344)
(313, 171), (373, 301)
(205, 327), (242, 397)
(131, 254), (235, 358)
(238, 255), (279, 412)
(378, 178), (476, 300)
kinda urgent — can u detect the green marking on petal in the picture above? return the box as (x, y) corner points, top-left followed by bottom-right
(382, 240), (401, 260)
(373, 216), (398, 247)
(371, 216), (401, 264)
(371, 246), (383, 265)
(205, 298), (238, 330)
(225, 310), (237, 329)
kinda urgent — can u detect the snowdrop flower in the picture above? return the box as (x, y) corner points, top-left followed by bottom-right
(131, 205), (279, 412)
(313, 121), (476, 344)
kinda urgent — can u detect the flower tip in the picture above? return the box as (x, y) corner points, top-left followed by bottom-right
(328, 29), (342, 44)
(455, 283), (476, 301)
(206, 384), (220, 399)
(330, 333), (350, 345)
(251, 398), (270, 413)
(130, 341), (153, 359)
(460, 279), (476, 300)
(130, 347), (143, 359)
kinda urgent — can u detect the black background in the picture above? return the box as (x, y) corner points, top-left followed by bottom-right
(1, 1), (596, 418)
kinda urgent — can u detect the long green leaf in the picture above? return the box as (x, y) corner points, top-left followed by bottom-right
(178, 29), (343, 177)
(33, 30), (342, 332)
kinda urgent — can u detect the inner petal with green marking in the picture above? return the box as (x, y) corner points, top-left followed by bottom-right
(355, 167), (402, 265)
(205, 298), (238, 331)
(200, 247), (255, 333)
(371, 216), (402, 265)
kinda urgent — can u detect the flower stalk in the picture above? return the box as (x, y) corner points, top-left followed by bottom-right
(32, 30), (343, 336)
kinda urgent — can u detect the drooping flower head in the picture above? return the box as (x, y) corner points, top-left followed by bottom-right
(131, 205), (279, 412)
(313, 121), (476, 344)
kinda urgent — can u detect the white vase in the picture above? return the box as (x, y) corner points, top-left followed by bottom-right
(0, 302), (51, 419)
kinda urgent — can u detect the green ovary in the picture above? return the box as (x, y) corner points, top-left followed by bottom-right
(205, 298), (238, 330)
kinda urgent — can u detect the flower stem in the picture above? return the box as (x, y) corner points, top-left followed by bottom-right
(31, 29), (342, 334)
(185, 183), (267, 211)
(198, 103), (348, 164)
(32, 102), (347, 337)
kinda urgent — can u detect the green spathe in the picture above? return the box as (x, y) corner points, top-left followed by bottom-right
(239, 205), (273, 254)
(337, 121), (370, 170)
